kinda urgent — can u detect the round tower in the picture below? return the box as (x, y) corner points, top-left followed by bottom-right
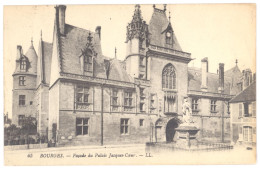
(12, 41), (38, 126)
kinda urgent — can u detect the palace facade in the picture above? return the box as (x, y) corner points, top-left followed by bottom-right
(12, 5), (250, 146)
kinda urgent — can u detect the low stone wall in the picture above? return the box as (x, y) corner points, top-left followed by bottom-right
(4, 143), (48, 151)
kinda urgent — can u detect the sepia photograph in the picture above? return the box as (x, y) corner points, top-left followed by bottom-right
(2, 2), (256, 166)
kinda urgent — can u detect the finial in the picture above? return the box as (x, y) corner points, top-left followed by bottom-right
(87, 32), (93, 43)
(153, 4), (156, 9)
(40, 30), (42, 39)
(236, 59), (238, 66)
(31, 37), (33, 45)
(164, 4), (167, 12)
(135, 4), (140, 10)
(169, 11), (171, 22)
(115, 47), (117, 59)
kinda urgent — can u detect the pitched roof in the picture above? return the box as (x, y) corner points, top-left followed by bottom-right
(225, 65), (241, 77)
(42, 41), (53, 84)
(148, 8), (182, 51)
(60, 24), (106, 78)
(108, 58), (133, 82)
(230, 81), (256, 103)
(37, 39), (53, 85)
(188, 67), (242, 95)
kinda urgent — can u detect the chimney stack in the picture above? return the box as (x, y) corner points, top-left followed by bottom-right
(95, 26), (101, 40)
(57, 5), (66, 35)
(218, 63), (224, 93)
(242, 69), (252, 90)
(17, 45), (22, 59)
(201, 57), (208, 91)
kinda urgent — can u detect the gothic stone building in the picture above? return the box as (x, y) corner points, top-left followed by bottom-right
(12, 5), (246, 146)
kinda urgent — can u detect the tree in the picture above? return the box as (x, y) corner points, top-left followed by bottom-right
(20, 116), (37, 148)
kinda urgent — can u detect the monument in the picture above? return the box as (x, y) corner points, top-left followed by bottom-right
(175, 97), (200, 149)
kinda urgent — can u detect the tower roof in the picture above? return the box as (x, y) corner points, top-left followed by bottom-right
(25, 42), (38, 74)
(148, 6), (182, 51)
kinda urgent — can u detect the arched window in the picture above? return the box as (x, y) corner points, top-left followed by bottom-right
(162, 64), (176, 89)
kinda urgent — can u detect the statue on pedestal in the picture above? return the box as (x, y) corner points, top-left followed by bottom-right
(182, 97), (194, 125)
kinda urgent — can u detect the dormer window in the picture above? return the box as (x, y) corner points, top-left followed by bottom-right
(83, 49), (93, 73)
(20, 60), (27, 71)
(166, 31), (172, 45)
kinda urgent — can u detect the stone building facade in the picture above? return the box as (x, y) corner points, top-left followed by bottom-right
(12, 4), (244, 146)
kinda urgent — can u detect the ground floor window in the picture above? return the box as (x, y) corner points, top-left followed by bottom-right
(120, 119), (129, 135)
(192, 98), (199, 111)
(243, 126), (252, 142)
(76, 118), (89, 136)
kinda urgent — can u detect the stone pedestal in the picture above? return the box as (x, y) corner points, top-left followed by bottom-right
(175, 124), (200, 149)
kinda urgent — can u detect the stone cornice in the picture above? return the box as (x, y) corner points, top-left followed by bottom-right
(148, 44), (192, 63)
(188, 90), (234, 100)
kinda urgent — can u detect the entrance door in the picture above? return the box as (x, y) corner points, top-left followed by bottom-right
(166, 119), (178, 142)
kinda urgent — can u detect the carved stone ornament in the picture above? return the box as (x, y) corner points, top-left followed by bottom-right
(126, 5), (149, 43)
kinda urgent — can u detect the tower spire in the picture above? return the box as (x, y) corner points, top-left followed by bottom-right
(164, 4), (167, 12)
(115, 47), (117, 59)
(31, 37), (33, 46)
(169, 11), (171, 22)
(236, 59), (238, 66)
(40, 30), (42, 40)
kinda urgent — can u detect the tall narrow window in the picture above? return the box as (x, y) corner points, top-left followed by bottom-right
(120, 119), (129, 135)
(166, 31), (172, 45)
(111, 89), (119, 112)
(243, 126), (252, 142)
(20, 60), (26, 71)
(124, 92), (133, 107)
(162, 64), (176, 89)
(76, 118), (89, 136)
(239, 103), (242, 117)
(244, 103), (250, 117)
(140, 88), (145, 112)
(210, 100), (217, 112)
(252, 102), (256, 117)
(19, 95), (25, 106)
(112, 90), (118, 106)
(83, 50), (93, 72)
(19, 76), (26, 86)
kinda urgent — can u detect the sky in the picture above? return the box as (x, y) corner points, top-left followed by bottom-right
(3, 4), (256, 117)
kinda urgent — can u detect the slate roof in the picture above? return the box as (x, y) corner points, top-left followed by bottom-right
(24, 44), (38, 74)
(60, 24), (106, 78)
(148, 8), (182, 51)
(230, 81), (256, 103)
(42, 41), (53, 84)
(58, 24), (134, 83)
(108, 58), (133, 82)
(188, 67), (242, 95)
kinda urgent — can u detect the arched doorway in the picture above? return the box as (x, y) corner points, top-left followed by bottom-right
(166, 118), (179, 142)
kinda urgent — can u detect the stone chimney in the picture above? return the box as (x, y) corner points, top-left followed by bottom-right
(95, 26), (101, 40)
(17, 45), (22, 59)
(242, 69), (252, 90)
(218, 63), (224, 93)
(201, 57), (208, 91)
(57, 5), (66, 35)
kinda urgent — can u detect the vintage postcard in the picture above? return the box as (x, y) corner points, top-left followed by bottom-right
(3, 4), (256, 165)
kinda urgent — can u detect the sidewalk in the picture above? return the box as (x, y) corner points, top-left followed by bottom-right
(4, 143), (146, 153)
